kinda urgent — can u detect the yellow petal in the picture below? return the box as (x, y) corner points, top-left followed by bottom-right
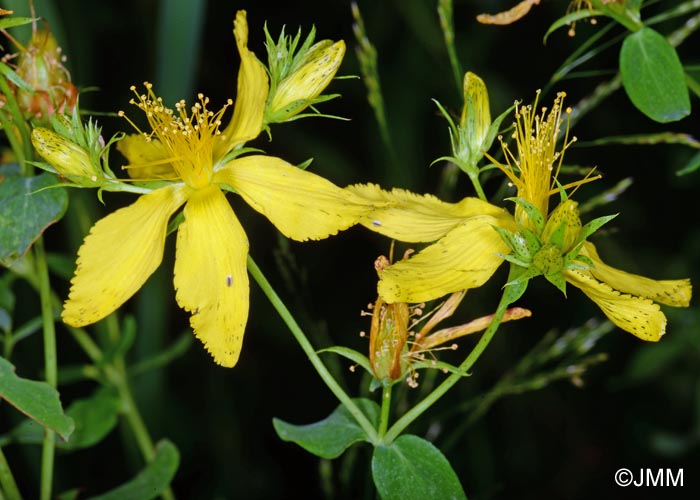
(173, 185), (249, 367)
(215, 155), (372, 240)
(116, 134), (176, 180)
(582, 242), (692, 307)
(347, 183), (510, 242)
(62, 185), (189, 326)
(216, 10), (269, 156)
(564, 269), (667, 341)
(378, 216), (508, 303)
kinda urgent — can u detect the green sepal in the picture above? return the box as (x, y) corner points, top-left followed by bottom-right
(503, 265), (537, 304)
(521, 227), (542, 256)
(578, 213), (618, 242)
(507, 197), (545, 234)
(492, 225), (531, 260)
(566, 252), (593, 271)
(545, 272), (568, 296)
(499, 252), (531, 268)
(483, 103), (516, 161)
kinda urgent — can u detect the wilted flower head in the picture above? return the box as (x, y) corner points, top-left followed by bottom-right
(1, 20), (77, 122)
(365, 252), (531, 386)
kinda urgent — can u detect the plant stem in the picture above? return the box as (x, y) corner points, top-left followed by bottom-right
(35, 239), (56, 500)
(377, 385), (393, 439)
(468, 171), (488, 202)
(382, 288), (512, 444)
(437, 0), (462, 96)
(0, 447), (21, 500)
(110, 367), (176, 500)
(69, 323), (174, 499)
(247, 256), (379, 443)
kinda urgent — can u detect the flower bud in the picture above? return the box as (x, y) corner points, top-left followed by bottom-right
(266, 39), (345, 122)
(541, 199), (582, 252)
(460, 71), (491, 147)
(31, 127), (99, 182)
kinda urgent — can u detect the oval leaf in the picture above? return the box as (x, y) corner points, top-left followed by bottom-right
(620, 27), (690, 123)
(372, 434), (467, 500)
(0, 356), (74, 440)
(86, 440), (179, 500)
(0, 164), (68, 267)
(3, 387), (119, 449)
(60, 388), (121, 450)
(273, 398), (380, 459)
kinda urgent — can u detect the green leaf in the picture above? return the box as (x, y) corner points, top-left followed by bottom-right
(544, 9), (603, 43)
(620, 28), (690, 123)
(676, 150), (700, 176)
(372, 435), (466, 500)
(0, 272), (15, 333)
(0, 164), (68, 267)
(273, 398), (380, 459)
(61, 388), (121, 450)
(318, 346), (373, 377)
(86, 439), (179, 500)
(0, 356), (74, 440)
(0, 16), (35, 30)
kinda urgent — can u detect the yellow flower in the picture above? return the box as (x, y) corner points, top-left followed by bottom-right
(62, 11), (372, 367)
(346, 183), (515, 303)
(351, 92), (691, 341)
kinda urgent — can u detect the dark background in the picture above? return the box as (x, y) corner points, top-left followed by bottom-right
(3, 0), (699, 498)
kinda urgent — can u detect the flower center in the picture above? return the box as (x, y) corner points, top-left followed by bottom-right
(119, 82), (233, 189)
(489, 91), (599, 229)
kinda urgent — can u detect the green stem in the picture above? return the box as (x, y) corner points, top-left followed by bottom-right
(590, 0), (642, 32)
(110, 368), (175, 500)
(382, 287), (512, 444)
(0, 447), (21, 500)
(377, 385), (393, 439)
(114, 378), (155, 461)
(468, 170), (488, 202)
(437, 0), (462, 96)
(247, 256), (379, 443)
(69, 324), (173, 499)
(35, 239), (56, 500)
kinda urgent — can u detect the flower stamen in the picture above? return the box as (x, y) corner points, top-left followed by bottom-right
(119, 82), (234, 189)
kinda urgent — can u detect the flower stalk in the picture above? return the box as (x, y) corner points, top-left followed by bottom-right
(247, 256), (379, 443)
